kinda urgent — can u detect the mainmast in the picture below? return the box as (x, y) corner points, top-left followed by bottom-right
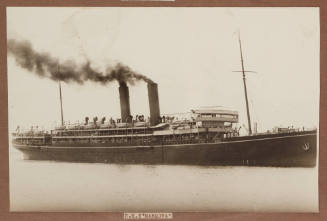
(57, 65), (64, 126)
(238, 34), (252, 135)
(59, 81), (64, 126)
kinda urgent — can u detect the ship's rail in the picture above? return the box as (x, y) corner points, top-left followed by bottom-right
(52, 134), (154, 139)
(224, 129), (317, 141)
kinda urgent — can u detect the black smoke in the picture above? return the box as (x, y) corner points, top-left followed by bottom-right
(7, 39), (154, 85)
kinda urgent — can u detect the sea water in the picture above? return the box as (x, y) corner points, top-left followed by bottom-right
(9, 148), (318, 212)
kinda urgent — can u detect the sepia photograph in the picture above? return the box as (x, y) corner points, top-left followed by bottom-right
(7, 7), (319, 212)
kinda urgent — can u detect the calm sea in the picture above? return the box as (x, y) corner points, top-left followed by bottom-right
(9, 148), (318, 212)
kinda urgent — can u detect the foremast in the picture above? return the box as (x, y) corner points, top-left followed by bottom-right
(238, 34), (252, 135)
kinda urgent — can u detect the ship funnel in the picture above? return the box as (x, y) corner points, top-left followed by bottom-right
(85, 117), (89, 125)
(119, 82), (131, 123)
(93, 116), (98, 124)
(147, 82), (160, 126)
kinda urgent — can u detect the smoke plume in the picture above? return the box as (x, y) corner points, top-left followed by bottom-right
(7, 39), (154, 85)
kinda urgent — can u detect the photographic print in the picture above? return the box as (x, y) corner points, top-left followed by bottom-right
(7, 7), (319, 212)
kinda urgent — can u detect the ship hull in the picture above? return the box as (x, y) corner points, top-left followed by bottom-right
(13, 132), (317, 167)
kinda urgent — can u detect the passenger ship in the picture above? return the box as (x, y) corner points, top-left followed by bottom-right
(11, 37), (317, 167)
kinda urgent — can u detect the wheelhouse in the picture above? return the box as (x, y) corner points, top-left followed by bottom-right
(191, 109), (238, 128)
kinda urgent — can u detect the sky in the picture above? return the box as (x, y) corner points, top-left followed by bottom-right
(7, 7), (320, 133)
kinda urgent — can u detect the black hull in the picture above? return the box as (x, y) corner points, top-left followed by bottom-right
(13, 132), (317, 167)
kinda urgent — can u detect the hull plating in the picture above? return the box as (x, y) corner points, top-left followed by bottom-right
(13, 132), (317, 167)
